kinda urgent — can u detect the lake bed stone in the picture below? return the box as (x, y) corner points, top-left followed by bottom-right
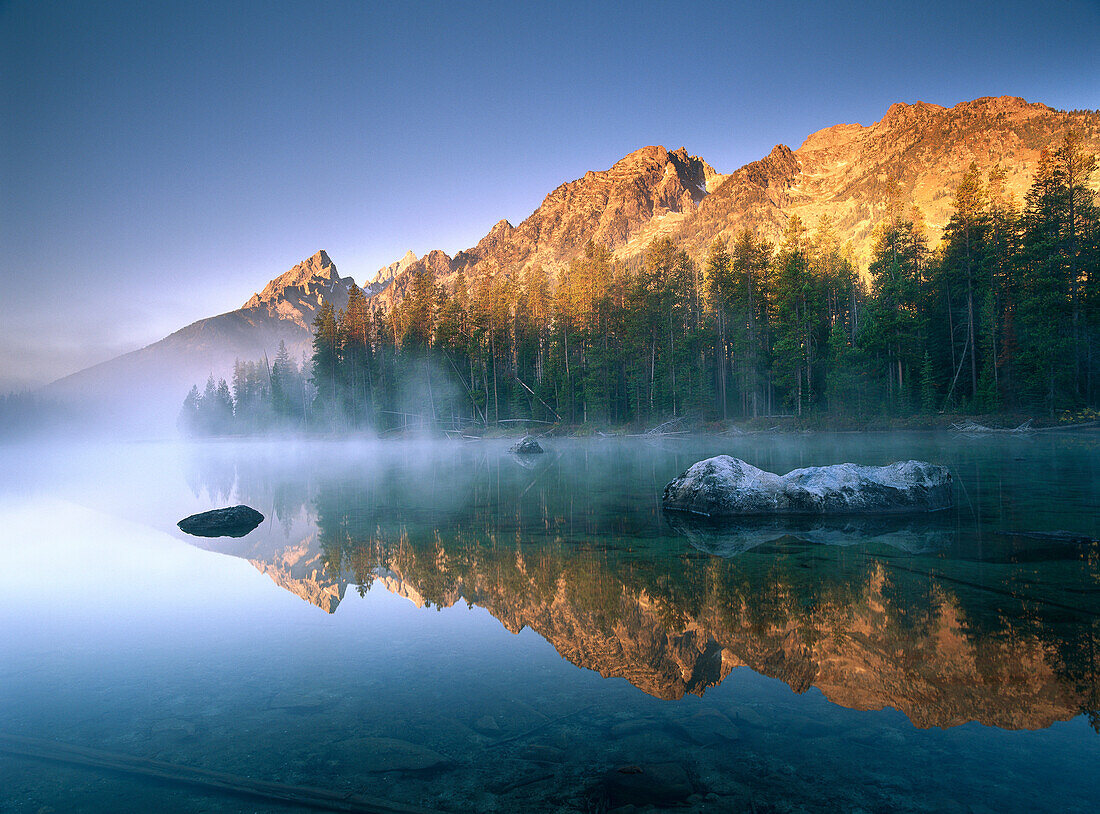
(603, 762), (693, 806)
(335, 736), (451, 773)
(673, 708), (740, 745)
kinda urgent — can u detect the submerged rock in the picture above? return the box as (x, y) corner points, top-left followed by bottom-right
(604, 762), (694, 806)
(334, 736), (451, 773)
(662, 456), (951, 517)
(177, 505), (264, 538)
(673, 708), (741, 745)
(509, 436), (544, 455)
(667, 513), (955, 556)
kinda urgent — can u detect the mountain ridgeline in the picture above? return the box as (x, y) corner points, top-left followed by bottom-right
(185, 99), (1099, 435)
(38, 95), (1099, 434)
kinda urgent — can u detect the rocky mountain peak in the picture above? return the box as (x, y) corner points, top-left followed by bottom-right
(881, 99), (946, 123)
(487, 218), (514, 237)
(613, 144), (670, 167)
(244, 250), (341, 308)
(367, 249), (420, 290)
(471, 219), (515, 256)
(242, 250), (353, 330)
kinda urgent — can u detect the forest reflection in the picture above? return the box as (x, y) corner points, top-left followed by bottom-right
(181, 438), (1100, 732)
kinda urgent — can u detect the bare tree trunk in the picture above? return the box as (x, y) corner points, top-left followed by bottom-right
(967, 279), (977, 398)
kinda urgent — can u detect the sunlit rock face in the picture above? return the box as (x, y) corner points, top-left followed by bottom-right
(375, 96), (1100, 307)
(49, 98), (1100, 432)
(240, 250), (354, 331)
(676, 96), (1100, 268)
(662, 456), (952, 517)
(369, 146), (716, 309)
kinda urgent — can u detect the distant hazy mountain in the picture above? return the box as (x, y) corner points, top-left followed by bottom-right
(44, 250), (353, 432)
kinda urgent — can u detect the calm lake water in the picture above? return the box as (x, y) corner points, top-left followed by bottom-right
(1, 433), (1098, 813)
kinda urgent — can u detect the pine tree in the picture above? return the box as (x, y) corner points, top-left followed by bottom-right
(178, 385), (200, 435)
(862, 213), (926, 410)
(311, 299), (340, 431)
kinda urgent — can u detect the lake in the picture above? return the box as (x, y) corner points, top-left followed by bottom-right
(1, 432), (1098, 812)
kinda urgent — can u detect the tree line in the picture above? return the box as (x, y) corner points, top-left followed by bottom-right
(181, 133), (1099, 435)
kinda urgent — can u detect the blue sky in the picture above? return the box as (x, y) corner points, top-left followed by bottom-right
(2, 0), (1098, 388)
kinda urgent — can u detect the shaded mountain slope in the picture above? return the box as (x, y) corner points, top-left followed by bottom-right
(45, 250), (352, 431)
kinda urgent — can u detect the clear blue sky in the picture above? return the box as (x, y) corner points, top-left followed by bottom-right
(2, 0), (1098, 389)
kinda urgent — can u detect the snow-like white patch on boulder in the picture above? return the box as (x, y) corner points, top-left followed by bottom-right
(662, 456), (951, 517)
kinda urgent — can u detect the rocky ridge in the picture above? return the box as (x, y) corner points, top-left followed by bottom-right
(375, 96), (1100, 306)
(241, 249), (354, 331)
(369, 145), (719, 307)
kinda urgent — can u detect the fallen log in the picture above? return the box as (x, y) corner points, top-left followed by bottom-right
(483, 704), (593, 749)
(0, 733), (445, 814)
(951, 419), (1033, 434)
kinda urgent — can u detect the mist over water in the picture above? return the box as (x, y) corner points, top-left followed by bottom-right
(1, 433), (1098, 812)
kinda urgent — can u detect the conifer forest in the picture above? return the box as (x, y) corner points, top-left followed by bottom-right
(181, 137), (1099, 435)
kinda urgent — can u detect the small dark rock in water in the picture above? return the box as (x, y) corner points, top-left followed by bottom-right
(510, 436), (544, 455)
(604, 763), (693, 806)
(177, 505), (264, 538)
(663, 456), (952, 517)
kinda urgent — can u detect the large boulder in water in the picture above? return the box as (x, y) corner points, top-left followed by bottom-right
(509, 436), (544, 454)
(177, 505), (264, 538)
(662, 456), (951, 517)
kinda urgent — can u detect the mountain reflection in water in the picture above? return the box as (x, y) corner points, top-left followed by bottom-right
(181, 436), (1100, 733)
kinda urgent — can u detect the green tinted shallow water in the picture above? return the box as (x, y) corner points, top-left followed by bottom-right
(0, 433), (1098, 813)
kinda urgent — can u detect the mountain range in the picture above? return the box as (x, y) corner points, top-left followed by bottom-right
(46, 96), (1100, 429)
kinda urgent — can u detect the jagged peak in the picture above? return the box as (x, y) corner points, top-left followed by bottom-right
(368, 249), (419, 286)
(883, 100), (946, 119)
(956, 95), (1035, 111)
(243, 250), (343, 309)
(614, 145), (670, 167)
(708, 144), (799, 198)
(798, 122), (866, 153)
(424, 248), (454, 270)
